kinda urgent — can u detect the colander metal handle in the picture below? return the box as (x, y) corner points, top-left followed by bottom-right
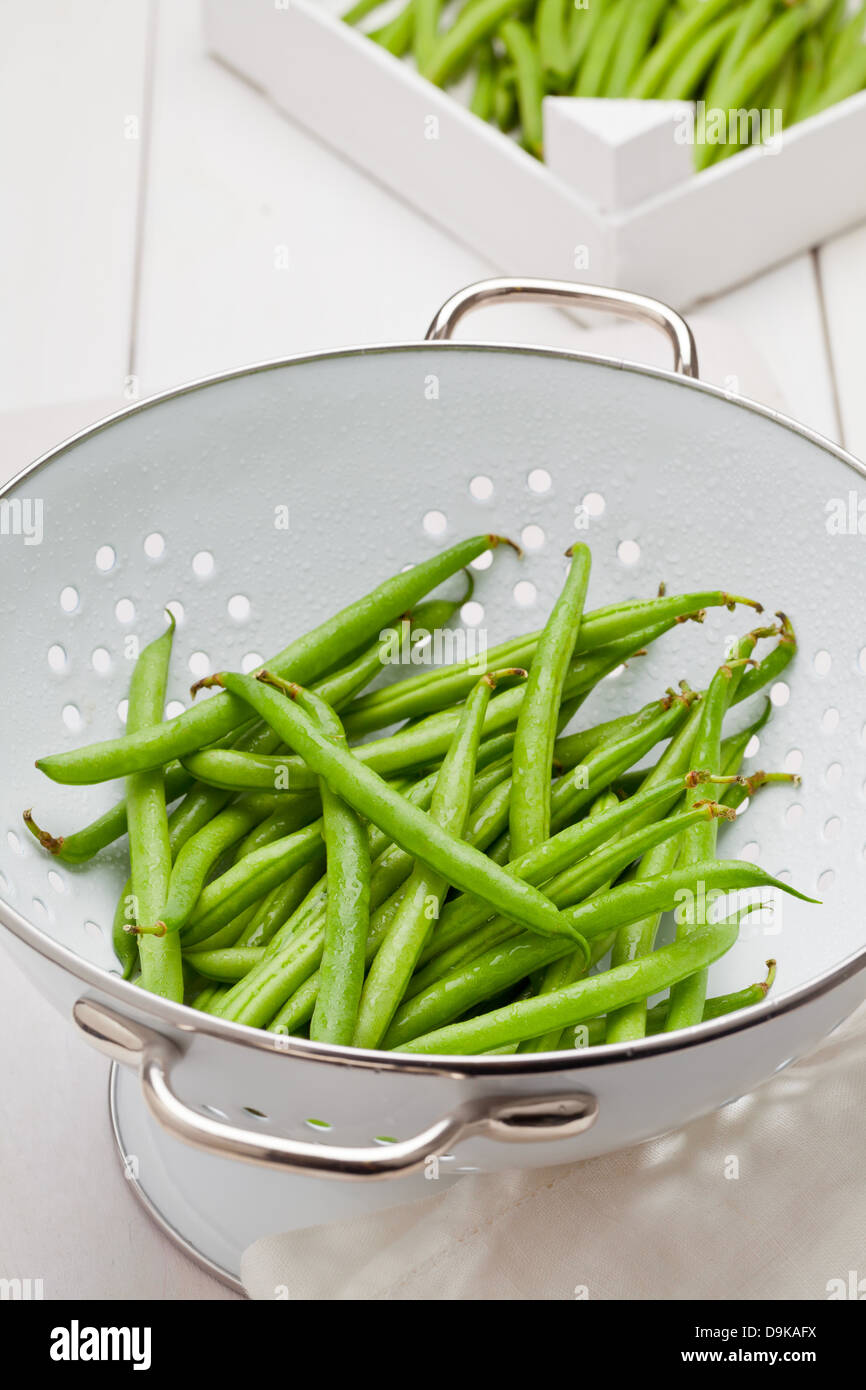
(74, 999), (599, 1181)
(426, 277), (700, 379)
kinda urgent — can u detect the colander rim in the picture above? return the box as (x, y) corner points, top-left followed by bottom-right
(2, 337), (865, 1075)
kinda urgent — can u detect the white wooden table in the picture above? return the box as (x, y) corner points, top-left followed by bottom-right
(1, 0), (864, 1301)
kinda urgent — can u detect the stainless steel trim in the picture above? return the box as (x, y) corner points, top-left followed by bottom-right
(425, 277), (700, 378)
(79, 1001), (598, 1177)
(2, 334), (866, 1081)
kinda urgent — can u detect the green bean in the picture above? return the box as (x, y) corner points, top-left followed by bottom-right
(546, 688), (698, 835)
(280, 689), (370, 1046)
(438, 682), (697, 909)
(517, 795), (739, 1050)
(181, 746), (320, 793)
(801, 34), (866, 115)
(182, 822), (326, 947)
(231, 793), (322, 860)
(605, 635), (775, 1043)
(191, 983), (222, 1011)
(36, 535), (501, 785)
(110, 772), (259, 976)
(517, 790), (618, 1054)
(125, 616), (182, 1001)
(414, 0), (444, 69)
(182, 608), (459, 794)
(395, 910), (747, 1053)
(611, 697), (771, 802)
(218, 750), (528, 1034)
(712, 0), (833, 114)
(423, 0), (526, 85)
(237, 859), (326, 948)
(183, 625), (649, 796)
(417, 795), (734, 1008)
(573, 0), (627, 95)
(415, 770), (705, 975)
(183, 947), (265, 982)
(825, 0), (866, 68)
(493, 61), (519, 130)
(555, 960), (778, 1048)
(659, 11), (740, 100)
(190, 901), (263, 953)
(604, 0), (668, 96)
(343, 589), (758, 736)
(342, 0), (390, 24)
(764, 48), (799, 129)
(705, 0), (776, 110)
(791, 31), (826, 123)
(353, 670), (515, 1049)
(665, 630), (770, 1031)
(629, 0), (739, 99)
(510, 543), (591, 859)
(536, 0), (573, 88)
(385, 862), (812, 1047)
(470, 45), (497, 117)
(605, 701), (776, 1042)
(569, 0), (607, 76)
(24, 762), (193, 864)
(370, 1), (415, 55)
(553, 694), (679, 770)
(206, 670), (590, 952)
(143, 792), (285, 937)
(266, 762), (534, 1034)
(500, 19), (545, 156)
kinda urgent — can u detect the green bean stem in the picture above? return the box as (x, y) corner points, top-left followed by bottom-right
(281, 692), (370, 1046)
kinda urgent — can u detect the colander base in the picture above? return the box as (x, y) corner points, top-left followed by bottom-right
(109, 1063), (463, 1293)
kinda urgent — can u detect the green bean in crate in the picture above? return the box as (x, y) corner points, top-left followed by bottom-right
(342, 0), (866, 167)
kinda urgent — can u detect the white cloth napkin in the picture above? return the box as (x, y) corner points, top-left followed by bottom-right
(242, 1002), (866, 1300)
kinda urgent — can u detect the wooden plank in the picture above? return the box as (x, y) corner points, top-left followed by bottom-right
(692, 254), (841, 444)
(135, 0), (620, 393)
(0, 0), (149, 410)
(817, 221), (866, 464)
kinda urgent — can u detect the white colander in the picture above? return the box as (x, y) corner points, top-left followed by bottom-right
(2, 280), (865, 1288)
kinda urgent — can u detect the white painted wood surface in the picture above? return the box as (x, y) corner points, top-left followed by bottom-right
(0, 0), (150, 412)
(818, 223), (866, 462)
(0, 0), (863, 1303)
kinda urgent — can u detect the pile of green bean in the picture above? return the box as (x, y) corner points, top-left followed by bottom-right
(26, 534), (812, 1056)
(343, 0), (866, 167)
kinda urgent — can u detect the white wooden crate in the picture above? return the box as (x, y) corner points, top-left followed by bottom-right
(204, 0), (866, 306)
